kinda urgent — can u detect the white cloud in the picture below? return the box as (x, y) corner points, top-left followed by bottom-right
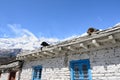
(7, 24), (20, 34)
(0, 24), (61, 50)
(7, 24), (38, 41)
(0, 26), (9, 37)
(3, 34), (9, 38)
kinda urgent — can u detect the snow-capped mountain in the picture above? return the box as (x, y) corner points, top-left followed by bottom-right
(0, 48), (21, 58)
(0, 24), (60, 50)
(0, 35), (60, 50)
(0, 48), (22, 64)
(0, 35), (60, 64)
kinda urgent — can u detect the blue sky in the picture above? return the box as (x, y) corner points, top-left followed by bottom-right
(0, 0), (120, 39)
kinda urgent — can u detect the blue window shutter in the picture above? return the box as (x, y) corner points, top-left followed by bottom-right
(32, 65), (42, 80)
(70, 59), (92, 80)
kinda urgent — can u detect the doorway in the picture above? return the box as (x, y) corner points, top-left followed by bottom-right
(8, 71), (16, 80)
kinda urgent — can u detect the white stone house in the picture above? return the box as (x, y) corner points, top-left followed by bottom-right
(0, 60), (23, 80)
(2, 25), (120, 80)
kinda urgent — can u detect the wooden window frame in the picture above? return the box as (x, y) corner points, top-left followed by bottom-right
(70, 59), (92, 80)
(32, 65), (42, 80)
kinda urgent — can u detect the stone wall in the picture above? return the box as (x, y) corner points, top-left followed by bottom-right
(20, 57), (70, 80)
(0, 72), (9, 80)
(20, 46), (120, 80)
(68, 46), (120, 80)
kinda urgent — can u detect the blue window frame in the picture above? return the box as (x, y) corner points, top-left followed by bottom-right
(70, 59), (92, 80)
(32, 65), (42, 80)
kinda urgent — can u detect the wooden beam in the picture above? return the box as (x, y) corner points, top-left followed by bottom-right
(67, 46), (73, 50)
(26, 54), (32, 58)
(108, 35), (114, 39)
(37, 52), (45, 58)
(23, 55), (26, 59)
(18, 56), (21, 60)
(43, 51), (53, 56)
(108, 35), (116, 43)
(80, 43), (88, 50)
(45, 50), (55, 55)
(58, 47), (62, 50)
(56, 47), (67, 51)
(19, 56), (24, 60)
(16, 57), (18, 60)
(67, 46), (77, 51)
(50, 49), (59, 55)
(52, 47), (62, 53)
(56, 46), (74, 52)
(31, 52), (44, 58)
(92, 39), (100, 47)
(31, 53), (39, 58)
(32, 53), (36, 56)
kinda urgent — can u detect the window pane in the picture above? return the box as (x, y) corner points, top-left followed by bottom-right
(33, 66), (42, 80)
(38, 69), (42, 79)
(70, 59), (92, 80)
(34, 69), (42, 79)
(34, 69), (38, 78)
(82, 64), (89, 80)
(74, 64), (80, 80)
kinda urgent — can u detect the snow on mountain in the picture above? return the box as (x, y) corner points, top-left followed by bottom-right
(0, 24), (60, 50)
(114, 23), (120, 27)
(0, 48), (22, 64)
(0, 35), (60, 50)
(0, 49), (21, 58)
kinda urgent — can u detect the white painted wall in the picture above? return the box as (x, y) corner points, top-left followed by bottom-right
(0, 73), (9, 80)
(68, 46), (120, 80)
(20, 57), (70, 80)
(19, 46), (120, 80)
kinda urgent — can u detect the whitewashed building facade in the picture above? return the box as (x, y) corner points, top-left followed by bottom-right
(1, 25), (120, 80)
(0, 60), (23, 80)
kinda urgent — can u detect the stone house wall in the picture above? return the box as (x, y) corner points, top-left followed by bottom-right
(20, 56), (70, 80)
(19, 45), (120, 80)
(68, 46), (120, 80)
(0, 73), (9, 80)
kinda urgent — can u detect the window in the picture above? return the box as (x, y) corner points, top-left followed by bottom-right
(70, 59), (92, 80)
(32, 65), (42, 80)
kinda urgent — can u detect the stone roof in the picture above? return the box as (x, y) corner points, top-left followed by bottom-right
(16, 25), (120, 60)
